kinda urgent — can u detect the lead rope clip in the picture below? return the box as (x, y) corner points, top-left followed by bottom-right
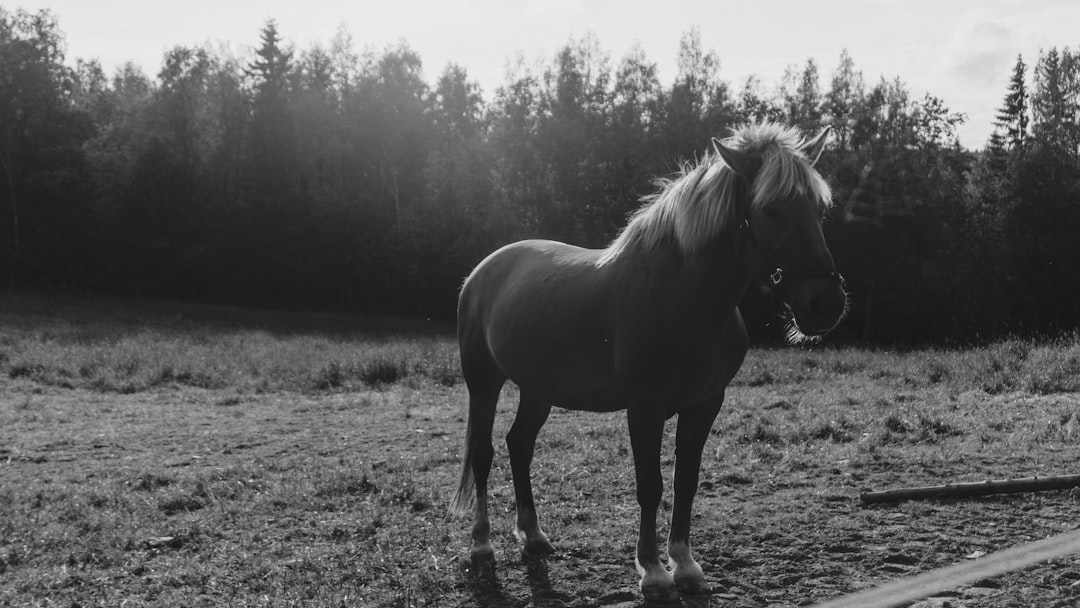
(770, 267), (784, 286)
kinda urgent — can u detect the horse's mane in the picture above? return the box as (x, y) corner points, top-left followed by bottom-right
(596, 122), (832, 267)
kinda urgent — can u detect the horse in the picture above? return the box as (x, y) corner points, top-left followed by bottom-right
(450, 122), (847, 602)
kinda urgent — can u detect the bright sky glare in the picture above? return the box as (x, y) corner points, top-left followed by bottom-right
(12, 0), (1080, 148)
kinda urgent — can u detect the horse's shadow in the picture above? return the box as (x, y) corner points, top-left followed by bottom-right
(466, 552), (715, 608)
(466, 551), (572, 608)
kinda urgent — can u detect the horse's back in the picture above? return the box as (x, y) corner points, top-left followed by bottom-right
(459, 239), (606, 320)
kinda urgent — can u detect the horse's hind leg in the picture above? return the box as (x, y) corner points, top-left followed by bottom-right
(507, 391), (554, 558)
(453, 351), (506, 565)
(469, 379), (504, 562)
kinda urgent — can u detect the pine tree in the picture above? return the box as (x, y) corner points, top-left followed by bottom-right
(995, 54), (1028, 153)
(248, 20), (293, 103)
(1031, 47), (1078, 154)
(985, 128), (1008, 171)
(244, 19), (297, 206)
(238, 20), (301, 296)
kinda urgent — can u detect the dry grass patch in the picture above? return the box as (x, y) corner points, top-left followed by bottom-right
(3, 293), (1080, 607)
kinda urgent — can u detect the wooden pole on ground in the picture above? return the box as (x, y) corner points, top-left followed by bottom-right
(860, 474), (1080, 505)
(810, 528), (1080, 608)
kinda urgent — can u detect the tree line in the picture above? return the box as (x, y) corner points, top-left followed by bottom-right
(2, 8), (1079, 344)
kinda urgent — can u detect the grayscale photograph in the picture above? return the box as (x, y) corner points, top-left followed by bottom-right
(2, 1), (1079, 606)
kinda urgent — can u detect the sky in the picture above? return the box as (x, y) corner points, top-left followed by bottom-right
(10, 0), (1080, 148)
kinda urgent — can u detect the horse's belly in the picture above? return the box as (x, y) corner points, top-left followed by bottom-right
(521, 377), (626, 412)
(493, 335), (625, 411)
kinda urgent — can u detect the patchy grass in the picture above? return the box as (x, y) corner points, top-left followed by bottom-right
(736, 335), (1080, 397)
(2, 293), (1080, 607)
(0, 293), (459, 394)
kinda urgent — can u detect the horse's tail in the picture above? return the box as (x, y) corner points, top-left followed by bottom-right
(449, 416), (477, 517)
(449, 265), (504, 519)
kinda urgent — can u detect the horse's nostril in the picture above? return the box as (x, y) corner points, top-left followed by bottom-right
(799, 287), (845, 330)
(807, 293), (833, 319)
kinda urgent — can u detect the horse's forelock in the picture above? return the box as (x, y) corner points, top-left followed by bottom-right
(750, 144), (833, 211)
(728, 124), (832, 210)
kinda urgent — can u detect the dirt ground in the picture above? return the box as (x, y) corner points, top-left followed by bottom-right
(3, 375), (1080, 607)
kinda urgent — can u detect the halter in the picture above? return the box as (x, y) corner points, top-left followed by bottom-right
(738, 218), (845, 290)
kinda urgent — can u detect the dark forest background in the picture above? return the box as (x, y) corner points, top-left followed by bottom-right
(2, 8), (1079, 344)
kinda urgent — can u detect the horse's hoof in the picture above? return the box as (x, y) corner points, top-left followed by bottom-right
(521, 537), (556, 560)
(640, 581), (680, 603)
(674, 575), (710, 596)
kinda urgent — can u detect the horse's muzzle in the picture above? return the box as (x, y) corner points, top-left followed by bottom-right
(786, 275), (848, 337)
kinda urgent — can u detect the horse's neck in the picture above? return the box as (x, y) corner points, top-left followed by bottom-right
(684, 240), (754, 309)
(616, 236), (752, 314)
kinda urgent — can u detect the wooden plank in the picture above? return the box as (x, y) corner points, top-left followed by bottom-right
(860, 474), (1080, 504)
(811, 528), (1080, 608)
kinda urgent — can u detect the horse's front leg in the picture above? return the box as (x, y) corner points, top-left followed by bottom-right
(668, 399), (724, 595)
(507, 391), (555, 558)
(627, 406), (678, 602)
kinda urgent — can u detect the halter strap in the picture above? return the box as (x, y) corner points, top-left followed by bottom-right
(739, 219), (845, 289)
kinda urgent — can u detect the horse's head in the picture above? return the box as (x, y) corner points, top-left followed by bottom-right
(714, 125), (847, 343)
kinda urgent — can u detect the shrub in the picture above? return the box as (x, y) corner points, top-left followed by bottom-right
(1025, 343), (1080, 395)
(360, 357), (405, 386)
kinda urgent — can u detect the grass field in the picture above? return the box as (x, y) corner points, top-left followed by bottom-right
(2, 292), (1080, 607)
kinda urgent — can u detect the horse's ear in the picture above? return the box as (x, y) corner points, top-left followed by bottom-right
(712, 137), (761, 178)
(803, 126), (832, 166)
